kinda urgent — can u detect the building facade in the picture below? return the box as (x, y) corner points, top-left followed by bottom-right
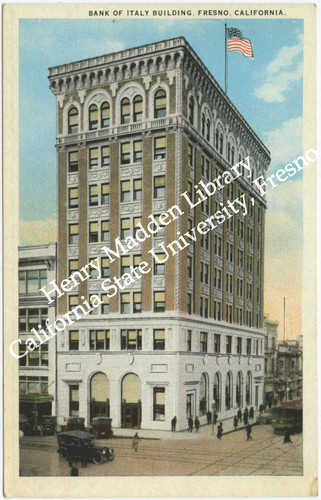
(18, 243), (57, 429)
(48, 37), (270, 430)
(263, 314), (279, 407)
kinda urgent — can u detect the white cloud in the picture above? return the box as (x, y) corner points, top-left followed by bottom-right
(255, 34), (303, 103)
(20, 218), (57, 246)
(263, 116), (302, 167)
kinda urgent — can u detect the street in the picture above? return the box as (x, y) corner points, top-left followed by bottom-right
(20, 424), (303, 476)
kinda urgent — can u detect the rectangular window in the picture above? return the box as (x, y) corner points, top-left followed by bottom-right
(154, 291), (165, 312)
(101, 294), (110, 314)
(187, 181), (193, 203)
(214, 268), (221, 289)
(200, 332), (208, 353)
(101, 183), (110, 205)
(226, 335), (232, 354)
(133, 179), (142, 201)
(69, 224), (79, 244)
(187, 293), (192, 315)
(214, 334), (221, 353)
(237, 249), (244, 268)
(121, 293), (131, 314)
(102, 146), (110, 167)
(154, 136), (166, 159)
(69, 295), (79, 312)
(187, 255), (193, 279)
(121, 180), (131, 202)
(237, 337), (243, 354)
(19, 270), (47, 295)
(238, 219), (244, 239)
(247, 255), (253, 273)
(133, 217), (141, 238)
(153, 387), (165, 421)
(204, 298), (209, 318)
(248, 227), (253, 245)
(90, 330), (110, 350)
(154, 176), (166, 198)
(101, 257), (110, 278)
(89, 147), (99, 170)
(89, 257), (99, 278)
(214, 301), (221, 321)
(121, 218), (131, 239)
(133, 292), (142, 313)
(226, 304), (233, 323)
(89, 221), (99, 243)
(237, 278), (243, 297)
(247, 283), (253, 300)
(215, 235), (222, 257)
(121, 256), (131, 275)
(188, 144), (193, 166)
(247, 338), (252, 355)
(19, 343), (48, 367)
(68, 187), (79, 208)
(69, 385), (79, 416)
(237, 307), (243, 326)
(133, 140), (142, 162)
(121, 142), (131, 164)
(121, 329), (142, 350)
(154, 254), (166, 275)
(153, 329), (165, 350)
(227, 242), (233, 263)
(69, 259), (79, 276)
(68, 151), (78, 172)
(187, 330), (192, 352)
(89, 185), (99, 206)
(69, 330), (79, 351)
(226, 274), (233, 294)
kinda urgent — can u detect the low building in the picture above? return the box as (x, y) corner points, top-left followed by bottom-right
(18, 243), (57, 430)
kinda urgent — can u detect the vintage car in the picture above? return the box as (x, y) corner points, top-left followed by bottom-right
(57, 431), (115, 465)
(256, 410), (273, 425)
(89, 417), (113, 439)
(58, 417), (86, 432)
(41, 415), (57, 435)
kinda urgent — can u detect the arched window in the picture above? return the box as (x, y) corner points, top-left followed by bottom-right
(246, 371), (252, 405)
(213, 373), (221, 412)
(225, 372), (232, 410)
(133, 95), (143, 122)
(206, 119), (210, 141)
(215, 128), (219, 150)
(101, 102), (110, 128)
(90, 372), (109, 420)
(219, 133), (223, 155)
(236, 372), (242, 407)
(199, 373), (207, 416)
(201, 113), (205, 136)
(68, 107), (78, 134)
(154, 89), (167, 118)
(89, 104), (98, 130)
(188, 96), (194, 125)
(228, 142), (231, 163)
(121, 98), (130, 124)
(231, 146), (235, 164)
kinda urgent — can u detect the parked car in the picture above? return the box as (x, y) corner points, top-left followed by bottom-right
(89, 417), (113, 439)
(58, 417), (86, 432)
(57, 430), (115, 464)
(256, 410), (273, 425)
(19, 414), (33, 436)
(41, 415), (57, 435)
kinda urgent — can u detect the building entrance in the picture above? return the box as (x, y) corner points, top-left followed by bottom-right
(121, 403), (141, 428)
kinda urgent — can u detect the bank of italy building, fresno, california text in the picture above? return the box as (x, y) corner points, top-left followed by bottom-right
(48, 36), (270, 431)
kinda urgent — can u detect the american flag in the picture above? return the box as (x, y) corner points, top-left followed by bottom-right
(227, 27), (254, 58)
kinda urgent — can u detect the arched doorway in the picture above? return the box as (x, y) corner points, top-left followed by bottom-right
(90, 372), (109, 421)
(199, 373), (208, 416)
(225, 372), (233, 410)
(121, 373), (141, 428)
(236, 372), (243, 408)
(213, 373), (221, 412)
(246, 371), (252, 406)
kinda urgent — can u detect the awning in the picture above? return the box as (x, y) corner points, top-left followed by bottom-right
(20, 394), (54, 404)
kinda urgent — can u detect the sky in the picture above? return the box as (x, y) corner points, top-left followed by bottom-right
(19, 18), (304, 340)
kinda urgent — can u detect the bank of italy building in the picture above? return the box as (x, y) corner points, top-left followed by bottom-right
(48, 36), (270, 431)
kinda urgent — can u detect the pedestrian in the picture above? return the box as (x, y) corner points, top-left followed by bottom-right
(273, 398), (278, 407)
(132, 432), (140, 452)
(259, 403), (264, 414)
(233, 415), (238, 430)
(213, 412), (218, 425)
(70, 462), (79, 476)
(195, 416), (200, 432)
(283, 427), (292, 444)
(246, 424), (253, 441)
(207, 411), (212, 425)
(188, 416), (193, 432)
(217, 422), (223, 440)
(237, 408), (242, 423)
(171, 416), (177, 432)
(243, 413), (248, 426)
(80, 444), (88, 468)
(249, 406), (254, 420)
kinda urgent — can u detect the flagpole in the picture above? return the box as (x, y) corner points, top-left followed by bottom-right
(225, 24), (228, 94)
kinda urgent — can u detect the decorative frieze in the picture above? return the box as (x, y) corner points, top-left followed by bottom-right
(88, 207), (110, 219)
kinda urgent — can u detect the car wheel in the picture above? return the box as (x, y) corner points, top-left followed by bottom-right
(261, 417), (267, 424)
(107, 449), (115, 461)
(92, 452), (103, 465)
(58, 448), (68, 461)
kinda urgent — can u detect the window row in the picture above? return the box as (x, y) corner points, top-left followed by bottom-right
(19, 343), (48, 367)
(19, 376), (49, 395)
(68, 328), (166, 351)
(19, 308), (48, 332)
(187, 331), (263, 355)
(19, 270), (47, 295)
(67, 90), (167, 134)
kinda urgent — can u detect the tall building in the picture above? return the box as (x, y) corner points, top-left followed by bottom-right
(18, 244), (57, 432)
(48, 37), (270, 430)
(263, 314), (279, 407)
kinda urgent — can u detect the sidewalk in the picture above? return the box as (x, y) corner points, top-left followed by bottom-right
(112, 412), (259, 441)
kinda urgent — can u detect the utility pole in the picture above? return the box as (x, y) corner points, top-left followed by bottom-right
(283, 297), (286, 342)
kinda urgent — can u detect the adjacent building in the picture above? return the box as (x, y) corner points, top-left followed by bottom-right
(48, 37), (270, 430)
(18, 243), (57, 429)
